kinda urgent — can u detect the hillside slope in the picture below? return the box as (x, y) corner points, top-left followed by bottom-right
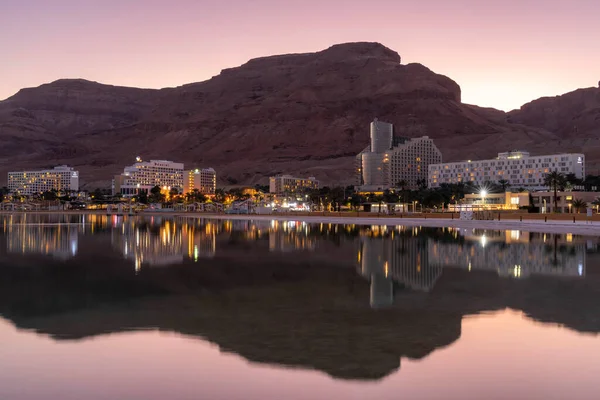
(0, 42), (589, 188)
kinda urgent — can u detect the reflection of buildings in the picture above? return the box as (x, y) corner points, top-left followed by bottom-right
(357, 227), (589, 307)
(357, 228), (442, 308)
(5, 224), (79, 260)
(428, 229), (586, 278)
(268, 220), (316, 252)
(111, 218), (216, 270)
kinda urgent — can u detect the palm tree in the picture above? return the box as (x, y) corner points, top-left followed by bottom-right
(373, 195), (384, 214)
(498, 179), (510, 192)
(396, 180), (408, 191)
(571, 198), (587, 213)
(544, 171), (566, 212)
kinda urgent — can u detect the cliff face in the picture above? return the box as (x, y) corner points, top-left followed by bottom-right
(0, 42), (595, 187)
(509, 86), (600, 138)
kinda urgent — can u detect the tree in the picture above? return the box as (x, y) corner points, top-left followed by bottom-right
(0, 186), (9, 202)
(544, 171), (566, 212)
(372, 195), (384, 214)
(149, 185), (164, 203)
(565, 173), (582, 186)
(571, 198), (587, 213)
(498, 179), (510, 192)
(135, 190), (148, 204)
(382, 190), (399, 214)
(330, 187), (346, 211)
(349, 194), (363, 211)
(416, 179), (428, 190)
(41, 190), (58, 201)
(214, 188), (226, 204)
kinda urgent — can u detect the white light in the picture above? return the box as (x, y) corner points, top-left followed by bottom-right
(480, 189), (488, 198)
(480, 234), (487, 248)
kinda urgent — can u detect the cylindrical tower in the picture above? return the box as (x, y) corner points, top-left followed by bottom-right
(370, 119), (393, 153)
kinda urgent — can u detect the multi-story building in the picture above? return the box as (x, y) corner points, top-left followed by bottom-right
(184, 168), (216, 195)
(8, 165), (79, 195)
(428, 151), (585, 190)
(269, 175), (319, 195)
(112, 158), (184, 197)
(355, 119), (442, 191)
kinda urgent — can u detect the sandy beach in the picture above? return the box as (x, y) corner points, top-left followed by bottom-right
(4, 210), (600, 235)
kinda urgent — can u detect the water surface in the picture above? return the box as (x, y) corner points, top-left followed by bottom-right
(0, 214), (599, 399)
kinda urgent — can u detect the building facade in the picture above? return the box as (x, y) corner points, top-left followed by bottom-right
(113, 159), (184, 197)
(8, 165), (79, 195)
(356, 119), (442, 191)
(269, 175), (319, 195)
(530, 191), (599, 213)
(184, 168), (216, 195)
(428, 151), (585, 190)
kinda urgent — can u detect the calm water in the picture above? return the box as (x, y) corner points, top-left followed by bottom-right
(0, 214), (599, 400)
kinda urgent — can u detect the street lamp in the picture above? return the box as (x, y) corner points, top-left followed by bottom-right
(480, 189), (488, 210)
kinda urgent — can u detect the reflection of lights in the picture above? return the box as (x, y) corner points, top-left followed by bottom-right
(567, 234), (573, 243)
(579, 263), (583, 276)
(513, 265), (522, 278)
(194, 245), (199, 262)
(468, 261), (472, 271)
(510, 230), (520, 240)
(384, 261), (389, 277)
(480, 234), (487, 248)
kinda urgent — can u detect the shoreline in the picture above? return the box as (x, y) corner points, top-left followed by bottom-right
(3, 210), (600, 235)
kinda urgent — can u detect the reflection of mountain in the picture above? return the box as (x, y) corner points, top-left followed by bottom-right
(0, 255), (460, 381)
(0, 246), (599, 381)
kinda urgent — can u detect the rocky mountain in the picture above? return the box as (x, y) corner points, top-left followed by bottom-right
(0, 42), (598, 188)
(509, 85), (600, 138)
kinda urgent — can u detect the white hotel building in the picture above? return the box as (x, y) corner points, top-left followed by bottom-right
(113, 159), (184, 197)
(8, 165), (79, 195)
(428, 151), (585, 190)
(356, 119), (442, 191)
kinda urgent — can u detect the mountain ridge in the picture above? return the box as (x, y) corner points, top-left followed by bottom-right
(0, 42), (598, 188)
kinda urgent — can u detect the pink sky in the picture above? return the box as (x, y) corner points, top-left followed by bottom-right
(0, 0), (598, 110)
